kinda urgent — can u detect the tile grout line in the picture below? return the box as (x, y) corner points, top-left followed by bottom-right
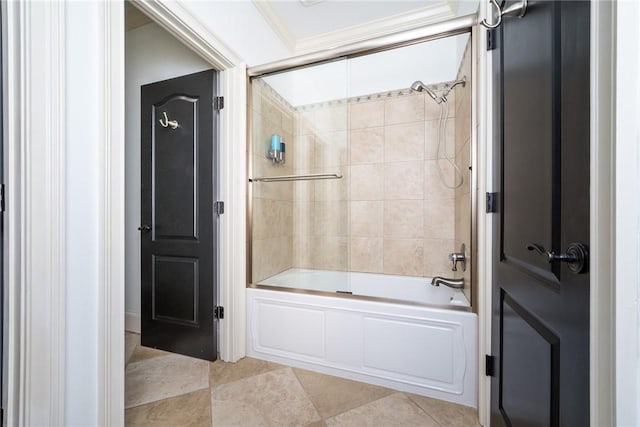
(126, 346), (476, 426)
(125, 386), (211, 411)
(402, 392), (445, 427)
(290, 368), (325, 424)
(125, 341), (211, 411)
(290, 367), (399, 425)
(325, 390), (409, 424)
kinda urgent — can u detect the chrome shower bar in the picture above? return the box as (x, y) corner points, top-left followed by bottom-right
(248, 13), (476, 78)
(249, 173), (343, 183)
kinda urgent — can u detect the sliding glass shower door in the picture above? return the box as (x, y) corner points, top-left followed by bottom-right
(250, 59), (350, 292)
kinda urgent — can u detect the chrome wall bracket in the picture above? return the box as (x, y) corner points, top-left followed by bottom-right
(480, 0), (527, 30)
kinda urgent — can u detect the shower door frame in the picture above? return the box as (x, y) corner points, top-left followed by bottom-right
(246, 16), (480, 311)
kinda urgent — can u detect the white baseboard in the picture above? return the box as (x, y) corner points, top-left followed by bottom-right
(125, 311), (141, 333)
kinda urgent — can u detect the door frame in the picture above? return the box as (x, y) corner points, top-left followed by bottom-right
(4, 0), (247, 424)
(477, 1), (636, 426)
(4, 1), (67, 424)
(130, 1), (248, 365)
(612, 1), (640, 424)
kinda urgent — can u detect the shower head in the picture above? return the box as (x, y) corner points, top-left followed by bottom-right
(410, 80), (426, 91)
(410, 80), (442, 104)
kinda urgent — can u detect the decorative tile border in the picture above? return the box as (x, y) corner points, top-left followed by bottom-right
(254, 75), (466, 113)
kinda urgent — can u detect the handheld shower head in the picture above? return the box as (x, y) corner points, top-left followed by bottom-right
(410, 80), (442, 104)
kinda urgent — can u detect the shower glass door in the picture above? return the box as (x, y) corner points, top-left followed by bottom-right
(249, 32), (473, 302)
(250, 59), (350, 293)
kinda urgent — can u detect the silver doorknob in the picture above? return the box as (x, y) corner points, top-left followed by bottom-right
(138, 225), (151, 233)
(526, 242), (589, 274)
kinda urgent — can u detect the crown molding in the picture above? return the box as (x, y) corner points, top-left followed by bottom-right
(447, 0), (460, 16)
(251, 0), (297, 53)
(252, 1), (456, 57)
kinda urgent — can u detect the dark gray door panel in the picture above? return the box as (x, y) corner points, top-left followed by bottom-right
(140, 69), (218, 361)
(490, 2), (590, 426)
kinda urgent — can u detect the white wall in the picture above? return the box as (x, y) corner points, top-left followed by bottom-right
(125, 23), (211, 327)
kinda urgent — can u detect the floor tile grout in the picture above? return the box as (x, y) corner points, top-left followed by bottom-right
(126, 335), (478, 427)
(291, 367), (324, 422)
(126, 385), (211, 411)
(403, 392), (445, 427)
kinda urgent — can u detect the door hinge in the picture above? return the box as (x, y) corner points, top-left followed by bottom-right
(214, 306), (224, 320)
(486, 192), (498, 213)
(213, 96), (224, 110)
(487, 28), (498, 51)
(485, 354), (496, 377)
(214, 201), (225, 215)
(0, 184), (5, 212)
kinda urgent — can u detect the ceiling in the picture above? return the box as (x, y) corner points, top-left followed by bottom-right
(124, 0), (479, 65)
(252, 0), (478, 54)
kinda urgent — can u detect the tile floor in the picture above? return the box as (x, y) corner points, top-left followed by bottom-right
(125, 332), (480, 427)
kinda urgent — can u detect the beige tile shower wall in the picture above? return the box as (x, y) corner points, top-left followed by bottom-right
(454, 39), (473, 302)
(293, 102), (349, 271)
(251, 82), (295, 282)
(289, 80), (471, 280)
(347, 92), (457, 278)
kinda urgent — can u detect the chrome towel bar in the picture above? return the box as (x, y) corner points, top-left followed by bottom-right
(249, 173), (343, 183)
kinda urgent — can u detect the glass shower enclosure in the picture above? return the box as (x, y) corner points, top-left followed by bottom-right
(249, 32), (473, 302)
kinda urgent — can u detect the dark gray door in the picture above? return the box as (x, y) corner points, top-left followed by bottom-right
(140, 69), (218, 361)
(490, 1), (590, 425)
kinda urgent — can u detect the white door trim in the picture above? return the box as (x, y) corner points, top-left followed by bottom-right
(100, 0), (248, 422)
(131, 0), (239, 69)
(589, 1), (615, 424)
(98, 2), (125, 425)
(4, 1), (67, 425)
(475, 1), (492, 424)
(101, 0), (248, 422)
(5, 0), (247, 423)
(217, 63), (248, 362)
(613, 1), (640, 424)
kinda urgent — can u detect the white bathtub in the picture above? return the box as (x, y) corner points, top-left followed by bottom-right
(247, 268), (477, 407)
(258, 268), (470, 306)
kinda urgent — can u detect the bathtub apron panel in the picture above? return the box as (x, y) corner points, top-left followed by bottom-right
(247, 287), (477, 407)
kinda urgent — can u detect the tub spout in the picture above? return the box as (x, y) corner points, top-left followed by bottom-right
(431, 276), (465, 289)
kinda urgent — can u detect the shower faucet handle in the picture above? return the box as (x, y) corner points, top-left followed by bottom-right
(449, 246), (466, 272)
